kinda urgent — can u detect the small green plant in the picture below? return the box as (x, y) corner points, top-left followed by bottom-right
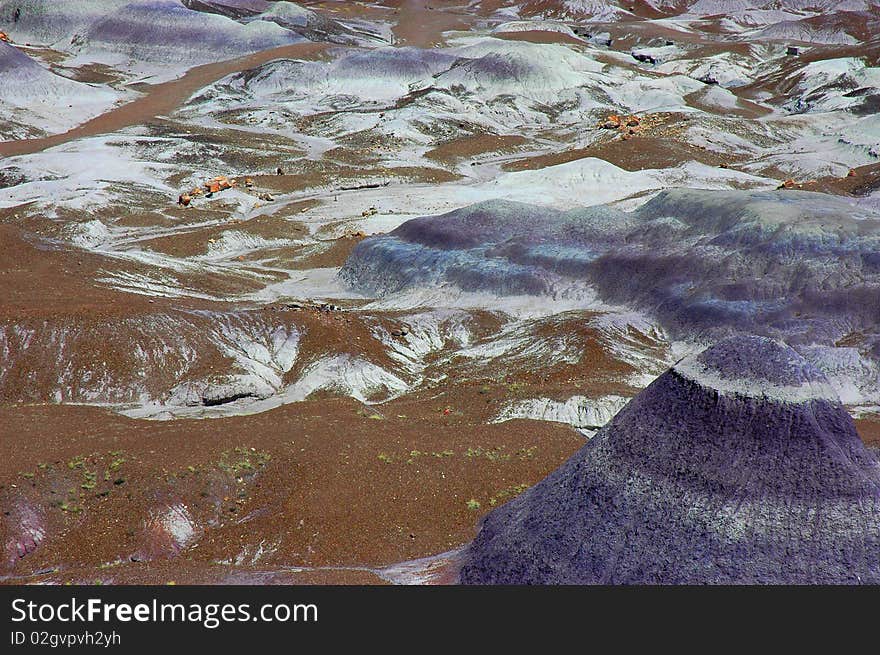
(516, 446), (538, 460)
(465, 445), (511, 461)
(67, 455), (86, 470)
(466, 499), (481, 511)
(489, 483), (531, 507)
(81, 470), (98, 490)
(217, 447), (271, 476)
(377, 453), (393, 464)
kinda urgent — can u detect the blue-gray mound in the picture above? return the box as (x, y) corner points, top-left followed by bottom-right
(458, 336), (880, 584)
(341, 188), (880, 368)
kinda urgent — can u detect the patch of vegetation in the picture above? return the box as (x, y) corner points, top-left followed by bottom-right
(217, 447), (271, 477)
(516, 446), (538, 460)
(397, 449), (457, 464)
(67, 455), (87, 470)
(464, 445), (509, 461)
(80, 470), (98, 490)
(489, 483), (530, 507)
(466, 499), (481, 511)
(59, 500), (82, 514)
(377, 453), (393, 464)
(463, 445), (538, 462)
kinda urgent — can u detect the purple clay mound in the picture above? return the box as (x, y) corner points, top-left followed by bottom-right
(458, 335), (880, 584)
(692, 335), (831, 388)
(341, 189), (880, 400)
(0, 42), (35, 75)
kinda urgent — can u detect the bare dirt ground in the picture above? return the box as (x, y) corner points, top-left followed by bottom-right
(388, 0), (474, 48)
(0, 395), (582, 584)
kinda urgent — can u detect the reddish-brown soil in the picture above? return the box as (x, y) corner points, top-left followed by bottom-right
(501, 113), (742, 173)
(856, 418), (880, 448)
(286, 234), (369, 270)
(425, 134), (529, 163)
(0, 395), (582, 584)
(0, 222), (180, 318)
(683, 88), (773, 120)
(248, 165), (460, 195)
(387, 0), (472, 48)
(139, 205), (315, 259)
(791, 162), (880, 198)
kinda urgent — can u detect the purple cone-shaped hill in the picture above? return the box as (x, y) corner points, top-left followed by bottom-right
(459, 336), (880, 584)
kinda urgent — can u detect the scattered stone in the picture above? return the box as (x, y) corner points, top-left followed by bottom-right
(203, 175), (235, 194)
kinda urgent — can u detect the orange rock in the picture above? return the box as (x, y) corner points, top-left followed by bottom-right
(778, 178), (797, 189)
(848, 168), (857, 177)
(0, 32), (10, 43)
(601, 114), (622, 129)
(625, 115), (641, 127)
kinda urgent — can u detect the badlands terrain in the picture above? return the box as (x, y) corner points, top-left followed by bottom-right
(1, 0), (879, 584)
